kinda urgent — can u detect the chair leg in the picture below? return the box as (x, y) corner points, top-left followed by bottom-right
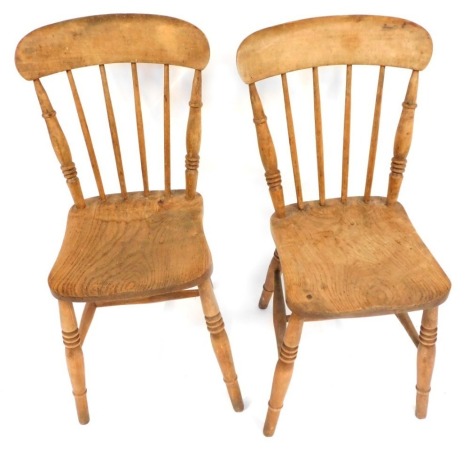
(273, 268), (287, 355)
(258, 250), (280, 309)
(199, 278), (244, 412)
(396, 312), (420, 347)
(58, 300), (89, 424)
(78, 302), (97, 346)
(264, 314), (303, 437)
(416, 306), (438, 419)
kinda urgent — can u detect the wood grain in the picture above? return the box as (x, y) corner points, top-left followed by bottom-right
(16, 14), (242, 424)
(237, 14), (449, 436)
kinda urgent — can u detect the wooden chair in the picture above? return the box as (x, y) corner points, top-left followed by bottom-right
(236, 15), (450, 436)
(15, 14), (243, 424)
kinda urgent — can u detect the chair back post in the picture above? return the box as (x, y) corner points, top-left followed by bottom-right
(249, 83), (285, 217)
(33, 79), (86, 208)
(185, 69), (202, 199)
(387, 70), (419, 205)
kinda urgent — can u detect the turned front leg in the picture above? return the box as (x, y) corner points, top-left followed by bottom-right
(58, 300), (89, 424)
(199, 279), (244, 412)
(416, 306), (438, 419)
(264, 314), (303, 436)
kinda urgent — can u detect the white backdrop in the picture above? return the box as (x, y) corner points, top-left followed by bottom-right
(2, 1), (468, 459)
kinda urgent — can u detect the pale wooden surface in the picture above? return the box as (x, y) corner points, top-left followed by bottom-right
(272, 197), (450, 319)
(15, 13), (243, 424)
(237, 15), (432, 84)
(49, 191), (212, 302)
(15, 14), (209, 79)
(237, 14), (450, 436)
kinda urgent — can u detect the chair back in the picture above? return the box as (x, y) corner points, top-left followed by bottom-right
(15, 14), (210, 208)
(236, 15), (432, 217)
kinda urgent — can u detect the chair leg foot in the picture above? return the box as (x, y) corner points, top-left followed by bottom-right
(415, 306), (438, 419)
(263, 314), (303, 436)
(74, 391), (90, 425)
(199, 279), (244, 412)
(263, 402), (282, 437)
(59, 300), (90, 424)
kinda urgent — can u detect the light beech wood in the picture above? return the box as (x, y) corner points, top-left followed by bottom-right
(78, 302), (97, 346)
(16, 14), (242, 424)
(364, 66), (385, 203)
(396, 312), (420, 347)
(59, 300), (89, 424)
(312, 67), (326, 205)
(264, 314), (303, 437)
(258, 251), (280, 309)
(273, 268), (287, 355)
(236, 15), (432, 84)
(416, 307), (438, 418)
(199, 279), (244, 412)
(237, 15), (450, 436)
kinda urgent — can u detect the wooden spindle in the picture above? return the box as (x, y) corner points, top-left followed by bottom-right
(78, 302), (97, 346)
(99, 64), (127, 199)
(131, 63), (149, 196)
(164, 64), (171, 197)
(387, 70), (419, 205)
(364, 66), (385, 202)
(259, 250), (280, 309)
(281, 73), (304, 210)
(312, 67), (326, 205)
(273, 267), (287, 355)
(249, 83), (285, 217)
(34, 79), (85, 208)
(67, 70), (106, 201)
(341, 65), (352, 203)
(185, 70), (202, 200)
(396, 312), (419, 347)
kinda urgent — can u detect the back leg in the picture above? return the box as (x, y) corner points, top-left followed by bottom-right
(199, 278), (244, 412)
(259, 250), (280, 309)
(273, 267), (287, 354)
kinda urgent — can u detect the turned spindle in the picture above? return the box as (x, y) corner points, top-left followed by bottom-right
(249, 83), (285, 217)
(186, 70), (202, 199)
(387, 70), (419, 205)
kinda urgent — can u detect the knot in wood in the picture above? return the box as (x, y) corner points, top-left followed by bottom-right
(42, 109), (56, 119)
(402, 101), (417, 109)
(253, 115), (267, 125)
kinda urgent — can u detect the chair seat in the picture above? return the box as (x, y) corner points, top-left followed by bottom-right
(49, 190), (212, 302)
(272, 197), (451, 320)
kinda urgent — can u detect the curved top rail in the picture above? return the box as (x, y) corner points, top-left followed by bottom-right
(237, 15), (432, 83)
(16, 14), (210, 80)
